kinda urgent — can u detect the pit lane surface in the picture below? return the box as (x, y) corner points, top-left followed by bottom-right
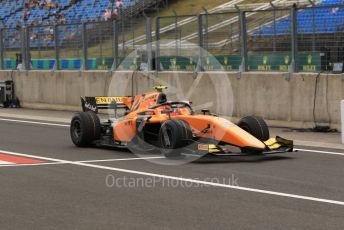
(0, 118), (343, 229)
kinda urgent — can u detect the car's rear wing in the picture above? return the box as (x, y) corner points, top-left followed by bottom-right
(81, 96), (130, 114)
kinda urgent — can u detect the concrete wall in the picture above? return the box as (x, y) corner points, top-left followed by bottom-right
(0, 70), (342, 130)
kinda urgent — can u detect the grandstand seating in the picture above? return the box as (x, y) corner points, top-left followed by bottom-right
(0, 0), (24, 22)
(0, 0), (138, 49)
(2, 0), (342, 70)
(0, 1), (137, 29)
(256, 0), (344, 36)
(2, 0), (344, 46)
(0, 0), (162, 70)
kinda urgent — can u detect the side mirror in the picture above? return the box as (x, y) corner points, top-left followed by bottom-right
(201, 109), (210, 115)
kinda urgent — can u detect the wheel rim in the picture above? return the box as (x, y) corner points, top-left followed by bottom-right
(72, 120), (82, 139)
(161, 126), (173, 148)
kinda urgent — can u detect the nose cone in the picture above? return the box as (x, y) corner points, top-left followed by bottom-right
(209, 117), (266, 150)
(225, 126), (266, 150)
(176, 115), (266, 151)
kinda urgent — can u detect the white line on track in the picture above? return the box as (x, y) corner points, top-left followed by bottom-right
(0, 157), (165, 168)
(0, 162), (65, 167)
(0, 148), (343, 206)
(0, 157), (165, 167)
(0, 160), (15, 165)
(295, 148), (344, 156)
(0, 118), (69, 127)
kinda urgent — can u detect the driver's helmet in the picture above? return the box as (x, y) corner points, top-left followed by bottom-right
(157, 93), (167, 104)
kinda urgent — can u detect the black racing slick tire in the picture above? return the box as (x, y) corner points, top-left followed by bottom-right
(70, 112), (101, 147)
(159, 119), (193, 158)
(87, 111), (101, 140)
(238, 116), (270, 141)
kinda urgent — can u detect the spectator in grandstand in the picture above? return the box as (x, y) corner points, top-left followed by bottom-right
(36, 19), (43, 25)
(42, 34), (53, 46)
(23, 8), (30, 21)
(104, 8), (118, 21)
(332, 7), (339, 14)
(56, 13), (66, 24)
(43, 26), (53, 36)
(117, 0), (123, 8)
(39, 0), (47, 9)
(29, 0), (39, 8)
(29, 31), (37, 41)
(104, 9), (112, 21)
(45, 34), (53, 41)
(46, 0), (57, 10)
(29, 1), (35, 8)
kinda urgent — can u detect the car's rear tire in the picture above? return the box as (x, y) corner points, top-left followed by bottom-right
(87, 111), (101, 140)
(70, 112), (101, 147)
(159, 119), (193, 158)
(238, 116), (269, 141)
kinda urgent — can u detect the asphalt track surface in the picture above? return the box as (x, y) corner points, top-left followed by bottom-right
(0, 118), (343, 229)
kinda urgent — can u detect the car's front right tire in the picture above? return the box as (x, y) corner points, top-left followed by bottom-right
(238, 116), (270, 141)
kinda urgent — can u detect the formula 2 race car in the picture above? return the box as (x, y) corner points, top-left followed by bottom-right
(70, 86), (293, 158)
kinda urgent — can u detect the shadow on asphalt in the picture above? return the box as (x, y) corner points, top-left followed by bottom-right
(68, 145), (294, 164)
(193, 155), (293, 164)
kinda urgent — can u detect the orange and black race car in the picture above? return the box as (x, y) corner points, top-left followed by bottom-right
(70, 86), (293, 158)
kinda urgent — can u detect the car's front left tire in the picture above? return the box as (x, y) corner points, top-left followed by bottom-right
(159, 119), (193, 158)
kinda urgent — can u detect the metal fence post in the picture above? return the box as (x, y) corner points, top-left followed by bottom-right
(155, 16), (160, 71)
(311, 7), (316, 52)
(239, 11), (248, 72)
(20, 27), (29, 70)
(26, 27), (31, 70)
(197, 14), (204, 72)
(112, 20), (119, 71)
(120, 8), (125, 51)
(54, 24), (59, 70)
(146, 17), (152, 72)
(22, 27), (26, 70)
(82, 22), (88, 71)
(291, 6), (298, 72)
(308, 0), (316, 52)
(271, 4), (277, 52)
(172, 10), (178, 56)
(202, 7), (209, 50)
(0, 28), (3, 70)
(19, 27), (24, 70)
